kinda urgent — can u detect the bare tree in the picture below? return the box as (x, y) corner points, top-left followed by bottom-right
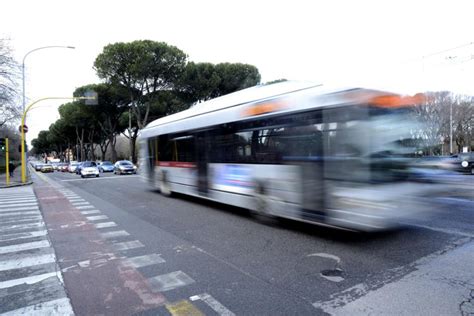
(0, 38), (20, 128)
(413, 91), (474, 155)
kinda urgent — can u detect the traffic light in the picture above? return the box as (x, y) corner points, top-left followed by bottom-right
(0, 138), (5, 152)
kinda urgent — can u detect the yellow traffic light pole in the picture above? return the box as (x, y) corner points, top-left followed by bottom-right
(21, 96), (95, 183)
(5, 138), (9, 185)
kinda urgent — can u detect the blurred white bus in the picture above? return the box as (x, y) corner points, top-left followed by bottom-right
(139, 81), (429, 231)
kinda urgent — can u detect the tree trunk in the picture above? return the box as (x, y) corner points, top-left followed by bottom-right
(109, 134), (117, 162)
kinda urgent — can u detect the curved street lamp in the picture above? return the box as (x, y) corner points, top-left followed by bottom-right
(22, 45), (75, 111)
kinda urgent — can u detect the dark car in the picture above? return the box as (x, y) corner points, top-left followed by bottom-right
(452, 152), (474, 174)
(114, 160), (137, 175)
(75, 162), (84, 174)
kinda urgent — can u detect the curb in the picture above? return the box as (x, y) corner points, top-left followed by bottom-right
(0, 181), (33, 189)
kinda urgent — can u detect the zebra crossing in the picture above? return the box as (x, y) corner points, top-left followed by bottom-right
(0, 186), (74, 315)
(56, 187), (235, 315)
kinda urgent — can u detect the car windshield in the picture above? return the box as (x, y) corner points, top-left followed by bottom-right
(82, 162), (96, 167)
(102, 161), (112, 165)
(119, 161), (132, 166)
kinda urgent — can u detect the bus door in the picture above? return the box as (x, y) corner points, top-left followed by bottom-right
(322, 107), (370, 215)
(195, 132), (209, 195)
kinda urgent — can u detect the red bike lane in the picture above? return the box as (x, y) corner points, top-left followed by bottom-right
(34, 184), (168, 315)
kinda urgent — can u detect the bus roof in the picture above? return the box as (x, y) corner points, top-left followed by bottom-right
(139, 81), (409, 139)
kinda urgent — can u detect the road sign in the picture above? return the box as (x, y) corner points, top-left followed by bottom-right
(19, 125), (28, 133)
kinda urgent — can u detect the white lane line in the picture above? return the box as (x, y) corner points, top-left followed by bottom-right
(86, 215), (108, 221)
(0, 253), (56, 271)
(0, 240), (51, 255)
(81, 210), (101, 215)
(94, 222), (117, 229)
(190, 293), (235, 316)
(76, 205), (94, 209)
(61, 175), (140, 182)
(122, 253), (165, 268)
(0, 230), (48, 242)
(0, 206), (39, 212)
(0, 211), (40, 217)
(100, 230), (130, 239)
(0, 271), (58, 289)
(407, 223), (474, 238)
(111, 240), (144, 251)
(0, 297), (74, 316)
(0, 203), (38, 209)
(148, 271), (195, 292)
(0, 222), (44, 233)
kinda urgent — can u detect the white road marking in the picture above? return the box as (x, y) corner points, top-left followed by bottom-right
(0, 240), (51, 255)
(2, 216), (43, 225)
(76, 205), (94, 209)
(0, 206), (39, 212)
(190, 293), (235, 316)
(111, 240), (144, 251)
(0, 297), (74, 316)
(61, 175), (140, 182)
(0, 271), (58, 289)
(81, 210), (101, 215)
(0, 222), (44, 233)
(407, 223), (474, 238)
(0, 199), (37, 204)
(94, 222), (117, 229)
(0, 253), (56, 271)
(307, 252), (342, 263)
(0, 211), (40, 217)
(122, 253), (165, 268)
(86, 215), (108, 221)
(0, 230), (48, 242)
(71, 201), (89, 206)
(148, 271), (195, 292)
(0, 204), (38, 210)
(100, 230), (130, 239)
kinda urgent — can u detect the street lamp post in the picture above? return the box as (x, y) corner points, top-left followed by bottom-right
(22, 46), (75, 112)
(20, 46), (75, 182)
(20, 96), (95, 183)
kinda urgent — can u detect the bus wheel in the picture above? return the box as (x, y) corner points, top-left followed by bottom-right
(252, 182), (278, 225)
(159, 171), (172, 197)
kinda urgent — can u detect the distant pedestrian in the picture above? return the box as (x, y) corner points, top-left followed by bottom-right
(8, 161), (15, 177)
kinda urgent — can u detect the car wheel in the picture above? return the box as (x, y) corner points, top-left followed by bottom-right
(81, 175), (84, 178)
(96, 174), (99, 177)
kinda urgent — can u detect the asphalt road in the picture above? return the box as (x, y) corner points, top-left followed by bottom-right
(30, 169), (474, 315)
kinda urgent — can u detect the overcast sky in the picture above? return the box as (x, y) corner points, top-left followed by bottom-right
(1, 0), (473, 144)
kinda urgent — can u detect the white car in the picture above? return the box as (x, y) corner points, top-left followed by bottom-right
(80, 161), (100, 178)
(68, 162), (80, 173)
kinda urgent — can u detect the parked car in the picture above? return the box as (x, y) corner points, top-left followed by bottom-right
(51, 162), (60, 171)
(41, 164), (54, 173)
(98, 161), (114, 173)
(58, 163), (69, 172)
(34, 163), (45, 171)
(75, 162), (84, 174)
(79, 161), (100, 178)
(114, 160), (137, 175)
(68, 162), (79, 173)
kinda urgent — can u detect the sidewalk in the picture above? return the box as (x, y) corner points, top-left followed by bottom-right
(0, 172), (32, 188)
